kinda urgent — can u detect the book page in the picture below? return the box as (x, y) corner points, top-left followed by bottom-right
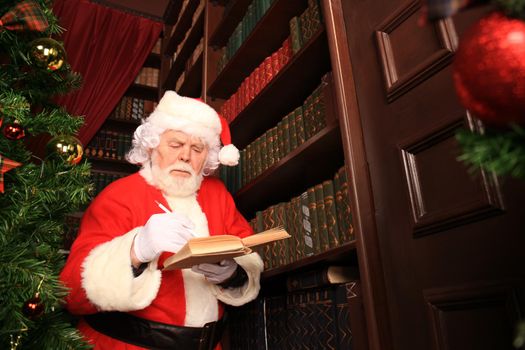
(241, 228), (290, 247)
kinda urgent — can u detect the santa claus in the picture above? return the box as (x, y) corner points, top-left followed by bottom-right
(60, 91), (263, 349)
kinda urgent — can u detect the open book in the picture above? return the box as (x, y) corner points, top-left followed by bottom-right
(163, 227), (290, 270)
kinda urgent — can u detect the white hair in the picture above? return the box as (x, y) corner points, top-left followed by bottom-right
(125, 122), (221, 176)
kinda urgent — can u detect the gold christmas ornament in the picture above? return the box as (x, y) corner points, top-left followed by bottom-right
(29, 38), (66, 72)
(46, 135), (83, 165)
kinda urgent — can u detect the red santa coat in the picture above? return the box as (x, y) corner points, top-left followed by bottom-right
(60, 172), (263, 349)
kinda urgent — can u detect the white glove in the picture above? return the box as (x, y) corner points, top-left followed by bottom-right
(191, 259), (238, 284)
(133, 212), (195, 263)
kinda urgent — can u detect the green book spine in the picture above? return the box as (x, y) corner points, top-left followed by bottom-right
(259, 132), (268, 172)
(289, 16), (302, 54)
(276, 120), (285, 161)
(266, 128), (275, 168)
(290, 196), (303, 261)
(254, 136), (263, 178)
(270, 126), (282, 164)
(288, 110), (298, 150)
(234, 162), (242, 193)
(314, 183), (329, 252)
(303, 92), (316, 139)
(294, 106), (306, 146)
(313, 84), (327, 134)
(282, 113), (291, 156)
(240, 148), (247, 187)
(284, 200), (296, 264)
(322, 179), (341, 248)
(245, 143), (254, 183)
(306, 186), (320, 254)
(300, 191), (315, 257)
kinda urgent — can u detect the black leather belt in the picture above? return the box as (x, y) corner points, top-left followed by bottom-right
(84, 311), (226, 350)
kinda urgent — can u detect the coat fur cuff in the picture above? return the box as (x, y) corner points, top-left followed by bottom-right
(81, 228), (161, 311)
(210, 253), (263, 306)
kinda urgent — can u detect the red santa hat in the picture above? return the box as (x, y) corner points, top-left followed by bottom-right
(146, 91), (240, 166)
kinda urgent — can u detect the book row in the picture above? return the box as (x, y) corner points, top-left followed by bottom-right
(134, 66), (159, 88)
(289, 0), (323, 55)
(229, 281), (360, 350)
(85, 130), (133, 161)
(249, 166), (354, 270)
(219, 74), (331, 192)
(217, 0), (323, 123)
(218, 36), (292, 123)
(110, 96), (156, 122)
(218, 0), (275, 68)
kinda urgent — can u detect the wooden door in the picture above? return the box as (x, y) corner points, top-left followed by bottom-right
(335, 1), (525, 349)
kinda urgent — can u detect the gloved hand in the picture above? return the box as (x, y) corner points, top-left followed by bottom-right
(191, 259), (238, 284)
(133, 211), (195, 263)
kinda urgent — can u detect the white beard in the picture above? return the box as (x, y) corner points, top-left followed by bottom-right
(142, 161), (203, 197)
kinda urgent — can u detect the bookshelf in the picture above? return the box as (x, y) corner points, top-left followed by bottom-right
(162, 0), (205, 97)
(173, 0), (367, 349)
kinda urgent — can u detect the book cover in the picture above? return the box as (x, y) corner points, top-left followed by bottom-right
(315, 182), (330, 252)
(162, 228), (290, 270)
(323, 179), (341, 248)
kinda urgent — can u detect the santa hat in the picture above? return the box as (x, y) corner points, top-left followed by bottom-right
(146, 91), (240, 166)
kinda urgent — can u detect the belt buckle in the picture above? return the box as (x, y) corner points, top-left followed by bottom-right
(199, 321), (217, 350)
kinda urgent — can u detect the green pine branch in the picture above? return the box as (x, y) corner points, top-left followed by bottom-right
(456, 124), (525, 179)
(0, 0), (92, 348)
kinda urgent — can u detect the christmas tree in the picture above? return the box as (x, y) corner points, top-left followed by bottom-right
(0, 0), (91, 349)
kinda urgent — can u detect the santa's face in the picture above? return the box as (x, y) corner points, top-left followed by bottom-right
(154, 130), (208, 177)
(149, 130), (208, 197)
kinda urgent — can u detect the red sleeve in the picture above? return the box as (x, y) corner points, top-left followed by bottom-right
(59, 182), (138, 315)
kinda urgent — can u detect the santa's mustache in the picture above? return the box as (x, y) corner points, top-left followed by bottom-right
(165, 162), (196, 176)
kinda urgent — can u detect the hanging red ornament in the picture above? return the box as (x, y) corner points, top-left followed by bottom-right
(0, 154), (22, 193)
(3, 122), (26, 140)
(452, 12), (525, 127)
(22, 293), (44, 319)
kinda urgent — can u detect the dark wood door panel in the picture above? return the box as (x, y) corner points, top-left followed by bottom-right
(340, 0), (525, 349)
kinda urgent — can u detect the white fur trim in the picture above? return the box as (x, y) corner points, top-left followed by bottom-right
(81, 228), (161, 311)
(147, 91), (221, 147)
(218, 144), (240, 166)
(182, 269), (219, 326)
(210, 253), (263, 306)
(164, 195), (219, 326)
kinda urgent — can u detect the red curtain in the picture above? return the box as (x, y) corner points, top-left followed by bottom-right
(52, 0), (163, 145)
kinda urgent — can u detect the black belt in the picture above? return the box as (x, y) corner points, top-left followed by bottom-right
(84, 311), (226, 350)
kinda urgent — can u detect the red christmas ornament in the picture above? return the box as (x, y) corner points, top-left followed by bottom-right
(3, 122), (26, 140)
(452, 12), (525, 126)
(22, 293), (44, 319)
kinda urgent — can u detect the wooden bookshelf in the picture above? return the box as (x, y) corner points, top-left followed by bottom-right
(178, 52), (203, 97)
(207, 0), (307, 99)
(163, 7), (204, 90)
(165, 0), (201, 56)
(208, 0), (252, 48)
(234, 123), (344, 216)
(230, 28), (331, 149)
(262, 241), (358, 280)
